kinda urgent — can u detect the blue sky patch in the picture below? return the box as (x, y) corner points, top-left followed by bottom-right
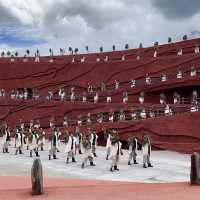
(0, 32), (47, 48)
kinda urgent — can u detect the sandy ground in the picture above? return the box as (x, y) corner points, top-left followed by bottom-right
(0, 138), (191, 183)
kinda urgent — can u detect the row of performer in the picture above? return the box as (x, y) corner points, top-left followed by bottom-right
(1, 123), (153, 171)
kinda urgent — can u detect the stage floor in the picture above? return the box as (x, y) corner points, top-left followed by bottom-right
(0, 140), (198, 200)
(0, 176), (199, 200)
(0, 140), (190, 183)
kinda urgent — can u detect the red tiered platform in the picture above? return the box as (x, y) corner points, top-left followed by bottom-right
(0, 38), (200, 153)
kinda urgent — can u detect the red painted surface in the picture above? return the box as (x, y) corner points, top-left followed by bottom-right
(0, 176), (199, 200)
(1, 38), (200, 153)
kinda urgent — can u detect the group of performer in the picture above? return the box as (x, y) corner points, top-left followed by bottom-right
(1, 120), (153, 171)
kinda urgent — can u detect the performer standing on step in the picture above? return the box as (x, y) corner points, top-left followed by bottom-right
(89, 129), (98, 157)
(15, 128), (23, 155)
(29, 129), (40, 157)
(128, 133), (138, 165)
(104, 128), (113, 160)
(27, 123), (34, 150)
(23, 125), (30, 150)
(81, 134), (95, 169)
(56, 127), (62, 152)
(2, 123), (10, 153)
(141, 133), (153, 168)
(48, 127), (58, 160)
(110, 131), (122, 172)
(65, 132), (77, 163)
(38, 127), (46, 151)
(75, 126), (83, 154)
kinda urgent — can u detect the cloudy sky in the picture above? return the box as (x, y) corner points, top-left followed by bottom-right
(0, 0), (200, 56)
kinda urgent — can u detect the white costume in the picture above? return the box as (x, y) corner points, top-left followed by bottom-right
(48, 130), (58, 160)
(140, 109), (147, 119)
(110, 141), (122, 171)
(29, 133), (40, 157)
(65, 135), (77, 163)
(106, 133), (112, 160)
(177, 71), (183, 79)
(15, 131), (23, 155)
(190, 105), (198, 112)
(139, 96), (144, 104)
(142, 136), (153, 168)
(81, 138), (95, 168)
(177, 49), (183, 56)
(146, 76), (151, 85)
(130, 79), (136, 88)
(191, 70), (197, 77)
(59, 89), (65, 101)
(94, 93), (99, 103)
(161, 74), (167, 82)
(82, 95), (87, 103)
(109, 112), (114, 122)
(195, 47), (200, 54)
(2, 128), (10, 153)
(131, 112), (137, 120)
(128, 137), (138, 165)
(164, 105), (173, 116)
(107, 96), (112, 103)
(29, 134), (38, 151)
(90, 133), (98, 157)
(153, 50), (157, 58)
(38, 130), (46, 150)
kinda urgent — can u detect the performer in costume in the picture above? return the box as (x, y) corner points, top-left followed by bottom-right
(56, 128), (62, 152)
(2, 124), (10, 153)
(29, 129), (39, 157)
(65, 132), (77, 163)
(108, 109), (114, 123)
(141, 133), (153, 168)
(48, 127), (58, 160)
(63, 128), (69, 144)
(104, 128), (113, 160)
(15, 128), (23, 155)
(63, 115), (68, 128)
(23, 125), (30, 150)
(38, 127), (45, 151)
(110, 131), (122, 172)
(81, 134), (95, 169)
(90, 129), (98, 157)
(75, 126), (83, 154)
(127, 133), (138, 165)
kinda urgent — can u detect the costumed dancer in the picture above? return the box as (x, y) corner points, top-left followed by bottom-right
(38, 127), (46, 151)
(56, 128), (62, 152)
(48, 127), (58, 160)
(28, 129), (40, 157)
(104, 128), (113, 160)
(75, 126), (83, 154)
(63, 128), (69, 144)
(65, 132), (77, 163)
(2, 124), (10, 153)
(23, 125), (29, 150)
(141, 133), (153, 168)
(90, 129), (98, 157)
(15, 128), (23, 155)
(127, 133), (138, 165)
(27, 122), (34, 150)
(81, 134), (95, 168)
(110, 131), (122, 172)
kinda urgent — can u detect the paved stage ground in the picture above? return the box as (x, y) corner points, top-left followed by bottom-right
(0, 139), (199, 199)
(0, 140), (190, 183)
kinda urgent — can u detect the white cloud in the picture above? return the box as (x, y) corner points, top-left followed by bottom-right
(0, 0), (199, 56)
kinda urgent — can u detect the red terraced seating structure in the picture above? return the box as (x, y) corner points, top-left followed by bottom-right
(0, 38), (200, 153)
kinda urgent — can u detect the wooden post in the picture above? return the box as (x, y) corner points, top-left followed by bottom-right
(31, 158), (43, 195)
(190, 152), (200, 185)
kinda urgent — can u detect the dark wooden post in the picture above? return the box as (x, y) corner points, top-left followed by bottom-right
(31, 158), (43, 195)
